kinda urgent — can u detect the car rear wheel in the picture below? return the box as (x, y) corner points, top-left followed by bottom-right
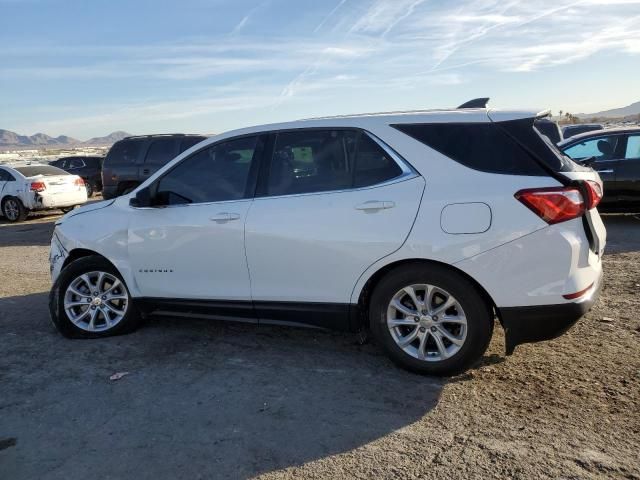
(49, 256), (141, 338)
(370, 264), (493, 376)
(60, 206), (77, 214)
(85, 181), (94, 197)
(2, 197), (28, 222)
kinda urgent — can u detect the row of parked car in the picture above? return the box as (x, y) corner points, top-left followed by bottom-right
(1, 119), (637, 223)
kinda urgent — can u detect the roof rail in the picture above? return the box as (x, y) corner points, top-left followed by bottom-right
(458, 98), (490, 109)
(123, 133), (186, 140)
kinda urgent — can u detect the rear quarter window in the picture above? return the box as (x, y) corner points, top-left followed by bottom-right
(393, 123), (546, 175)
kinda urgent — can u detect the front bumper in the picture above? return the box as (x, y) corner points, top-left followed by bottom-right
(499, 269), (603, 355)
(49, 231), (68, 282)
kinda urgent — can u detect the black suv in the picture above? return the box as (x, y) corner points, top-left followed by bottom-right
(49, 156), (103, 197)
(101, 134), (207, 199)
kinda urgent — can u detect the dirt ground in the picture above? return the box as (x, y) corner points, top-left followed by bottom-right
(1, 210), (639, 479)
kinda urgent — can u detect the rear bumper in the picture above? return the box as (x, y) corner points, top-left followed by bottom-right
(499, 269), (603, 355)
(32, 191), (87, 209)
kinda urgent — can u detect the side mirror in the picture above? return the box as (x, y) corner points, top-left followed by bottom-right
(129, 186), (152, 208)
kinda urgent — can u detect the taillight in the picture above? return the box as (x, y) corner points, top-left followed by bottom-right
(584, 180), (603, 210)
(515, 187), (585, 224)
(74, 177), (85, 187)
(30, 181), (46, 192)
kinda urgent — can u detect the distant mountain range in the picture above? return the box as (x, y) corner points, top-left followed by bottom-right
(0, 129), (132, 148)
(578, 100), (640, 119)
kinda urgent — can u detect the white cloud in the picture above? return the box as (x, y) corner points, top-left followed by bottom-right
(4, 0), (640, 136)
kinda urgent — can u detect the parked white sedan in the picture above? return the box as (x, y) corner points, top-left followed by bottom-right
(0, 163), (88, 222)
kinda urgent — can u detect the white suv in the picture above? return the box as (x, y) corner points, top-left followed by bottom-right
(48, 103), (606, 375)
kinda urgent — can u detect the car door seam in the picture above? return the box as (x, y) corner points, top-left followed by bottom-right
(348, 176), (427, 305)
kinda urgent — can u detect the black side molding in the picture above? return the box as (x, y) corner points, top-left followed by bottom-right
(498, 274), (602, 355)
(458, 97), (490, 109)
(133, 297), (354, 331)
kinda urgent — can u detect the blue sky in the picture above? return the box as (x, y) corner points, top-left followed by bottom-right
(1, 0), (640, 139)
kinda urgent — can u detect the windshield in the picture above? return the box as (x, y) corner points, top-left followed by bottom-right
(14, 165), (70, 177)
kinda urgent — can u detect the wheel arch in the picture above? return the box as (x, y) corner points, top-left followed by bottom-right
(63, 248), (119, 271)
(353, 258), (498, 330)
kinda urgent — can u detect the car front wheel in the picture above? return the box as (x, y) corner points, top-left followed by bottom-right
(49, 256), (141, 338)
(370, 264), (493, 376)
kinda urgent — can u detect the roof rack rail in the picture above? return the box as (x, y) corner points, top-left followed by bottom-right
(458, 98), (490, 109)
(123, 133), (189, 139)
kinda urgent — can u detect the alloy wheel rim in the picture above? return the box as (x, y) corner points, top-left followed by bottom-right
(387, 284), (467, 362)
(64, 271), (129, 332)
(4, 200), (19, 220)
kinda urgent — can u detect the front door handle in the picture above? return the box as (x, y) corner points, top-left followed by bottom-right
(210, 212), (241, 223)
(355, 201), (395, 211)
(142, 168), (150, 175)
(595, 169), (614, 174)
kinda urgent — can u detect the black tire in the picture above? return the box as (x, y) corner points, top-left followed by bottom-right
(369, 263), (493, 376)
(85, 181), (94, 198)
(49, 255), (141, 338)
(60, 206), (77, 214)
(1, 196), (28, 222)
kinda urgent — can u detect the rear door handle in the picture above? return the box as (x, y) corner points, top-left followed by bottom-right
(210, 212), (241, 223)
(355, 201), (395, 211)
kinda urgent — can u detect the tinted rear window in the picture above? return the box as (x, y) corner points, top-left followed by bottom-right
(14, 165), (69, 177)
(393, 123), (546, 175)
(105, 139), (145, 165)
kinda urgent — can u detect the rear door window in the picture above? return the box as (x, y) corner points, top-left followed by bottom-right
(354, 134), (403, 188)
(145, 138), (179, 167)
(0, 169), (15, 181)
(266, 130), (356, 196)
(564, 136), (621, 161)
(67, 158), (85, 169)
(265, 129), (406, 196)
